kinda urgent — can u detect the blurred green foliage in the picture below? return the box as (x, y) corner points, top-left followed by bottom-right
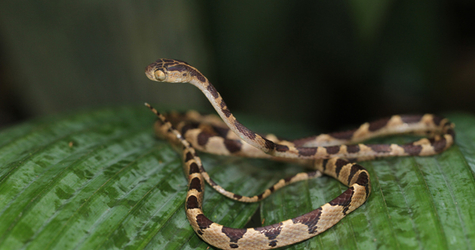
(0, 1), (474, 130)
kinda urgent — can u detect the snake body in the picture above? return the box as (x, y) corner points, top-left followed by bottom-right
(145, 58), (455, 249)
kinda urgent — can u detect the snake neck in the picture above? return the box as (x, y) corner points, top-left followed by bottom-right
(188, 77), (275, 154)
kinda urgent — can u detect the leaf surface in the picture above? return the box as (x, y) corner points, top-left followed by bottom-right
(0, 107), (473, 250)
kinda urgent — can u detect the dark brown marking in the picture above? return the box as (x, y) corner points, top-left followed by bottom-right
(356, 171), (370, 198)
(369, 144), (392, 153)
(269, 186), (275, 193)
(257, 194), (264, 200)
(329, 187), (355, 215)
(368, 118), (390, 132)
(264, 138), (275, 150)
(182, 73), (187, 77)
(185, 152), (194, 162)
(402, 144), (423, 155)
(220, 100), (232, 118)
(234, 120), (257, 140)
(207, 177), (218, 186)
(168, 64), (188, 73)
(180, 123), (199, 135)
(254, 223), (283, 246)
(368, 117), (390, 131)
(430, 138), (447, 153)
(346, 144), (360, 153)
(212, 126), (230, 137)
(187, 195), (199, 209)
(446, 128), (455, 139)
(346, 158), (358, 163)
(326, 146), (341, 155)
(284, 176), (293, 183)
(291, 136), (317, 147)
(196, 214), (213, 229)
(291, 207), (322, 234)
(190, 68), (206, 82)
(189, 177), (202, 192)
(307, 171), (319, 178)
(275, 144), (289, 152)
(221, 227), (247, 243)
(197, 132), (211, 146)
(322, 159), (329, 172)
(347, 165), (362, 185)
(189, 162), (200, 174)
(297, 147), (317, 156)
(329, 187), (354, 208)
(230, 244), (238, 248)
(222, 108), (232, 118)
(224, 139), (242, 153)
(401, 115), (423, 124)
(335, 159), (348, 177)
(432, 115), (443, 126)
(206, 84), (220, 99)
(328, 129), (356, 140)
(233, 194), (242, 200)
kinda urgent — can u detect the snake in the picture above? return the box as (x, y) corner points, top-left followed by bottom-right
(144, 58), (455, 249)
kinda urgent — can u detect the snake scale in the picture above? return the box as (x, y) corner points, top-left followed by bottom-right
(144, 58), (455, 249)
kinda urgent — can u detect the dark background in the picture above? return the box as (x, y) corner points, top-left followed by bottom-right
(1, 1), (474, 132)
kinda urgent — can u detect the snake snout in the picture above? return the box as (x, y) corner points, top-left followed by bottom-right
(145, 64), (156, 81)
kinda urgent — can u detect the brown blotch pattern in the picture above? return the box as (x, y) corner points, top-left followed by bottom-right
(329, 187), (354, 207)
(257, 223), (283, 247)
(291, 136), (317, 147)
(185, 152), (194, 162)
(220, 100), (232, 118)
(329, 187), (354, 215)
(334, 159), (348, 177)
(196, 214), (213, 230)
(189, 177), (202, 192)
(402, 143), (423, 155)
(224, 139), (242, 153)
(206, 84), (220, 99)
(197, 132), (211, 146)
(297, 147), (317, 156)
(234, 120), (257, 140)
(368, 117), (390, 131)
(187, 195), (199, 209)
(291, 207), (322, 234)
(284, 176), (293, 183)
(187, 66), (206, 82)
(346, 144), (360, 153)
(221, 227), (247, 243)
(369, 144), (392, 153)
(329, 129), (356, 140)
(401, 115), (422, 124)
(347, 165), (362, 185)
(212, 126), (230, 138)
(321, 159), (329, 172)
(264, 138), (275, 150)
(356, 172), (370, 198)
(189, 162), (200, 174)
(275, 144), (289, 152)
(326, 146), (341, 155)
(307, 171), (319, 178)
(430, 138), (447, 153)
(432, 115), (444, 126)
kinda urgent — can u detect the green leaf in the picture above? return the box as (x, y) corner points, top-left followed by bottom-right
(0, 107), (474, 249)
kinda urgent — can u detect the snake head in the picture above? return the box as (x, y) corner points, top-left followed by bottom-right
(145, 58), (195, 83)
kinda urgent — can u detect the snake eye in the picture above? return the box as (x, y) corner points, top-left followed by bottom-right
(154, 70), (166, 81)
